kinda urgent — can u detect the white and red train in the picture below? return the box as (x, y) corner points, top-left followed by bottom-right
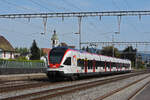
(47, 47), (131, 80)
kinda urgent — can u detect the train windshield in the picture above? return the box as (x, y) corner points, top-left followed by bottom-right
(49, 48), (67, 64)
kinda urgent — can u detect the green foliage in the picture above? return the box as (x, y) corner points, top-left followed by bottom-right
(121, 46), (137, 66)
(30, 40), (40, 60)
(100, 46), (120, 57)
(15, 47), (29, 55)
(16, 56), (28, 60)
(82, 46), (86, 51)
(86, 46), (90, 52)
(136, 61), (146, 69)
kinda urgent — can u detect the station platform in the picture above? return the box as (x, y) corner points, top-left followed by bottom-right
(0, 73), (47, 81)
(133, 84), (150, 100)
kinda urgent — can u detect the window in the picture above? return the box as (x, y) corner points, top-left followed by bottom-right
(111, 62), (115, 67)
(64, 57), (71, 65)
(101, 61), (105, 67)
(106, 62), (111, 68)
(49, 48), (67, 64)
(77, 59), (84, 67)
(88, 60), (93, 69)
(95, 61), (99, 67)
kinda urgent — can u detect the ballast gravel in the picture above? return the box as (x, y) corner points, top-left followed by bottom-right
(0, 73), (134, 99)
(51, 73), (150, 100)
(1, 73), (150, 100)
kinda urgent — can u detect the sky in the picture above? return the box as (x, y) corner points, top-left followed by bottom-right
(0, 0), (150, 52)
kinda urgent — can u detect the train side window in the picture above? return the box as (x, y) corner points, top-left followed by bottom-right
(111, 62), (114, 67)
(106, 62), (110, 68)
(77, 59), (81, 66)
(81, 59), (84, 68)
(101, 61), (105, 67)
(77, 59), (84, 69)
(116, 63), (119, 68)
(64, 57), (71, 65)
(96, 61), (99, 67)
(123, 63), (125, 67)
(88, 60), (92, 69)
(113, 62), (116, 67)
(93, 60), (97, 69)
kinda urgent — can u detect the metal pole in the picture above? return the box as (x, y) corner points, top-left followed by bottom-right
(135, 44), (137, 68)
(112, 35), (114, 57)
(78, 17), (82, 50)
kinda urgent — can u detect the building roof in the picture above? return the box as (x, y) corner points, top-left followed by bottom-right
(41, 48), (51, 55)
(51, 30), (59, 40)
(0, 35), (14, 51)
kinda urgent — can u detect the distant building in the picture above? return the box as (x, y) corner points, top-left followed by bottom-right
(51, 30), (59, 48)
(41, 30), (75, 56)
(59, 42), (75, 49)
(41, 48), (51, 55)
(0, 35), (15, 59)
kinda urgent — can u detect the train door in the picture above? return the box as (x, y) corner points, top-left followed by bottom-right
(63, 57), (72, 73)
(71, 55), (78, 73)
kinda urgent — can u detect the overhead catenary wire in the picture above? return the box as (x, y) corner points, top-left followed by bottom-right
(111, 0), (141, 33)
(0, 0), (47, 31)
(61, 0), (115, 40)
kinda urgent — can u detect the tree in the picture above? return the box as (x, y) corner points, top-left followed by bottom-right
(15, 47), (29, 55)
(86, 46), (90, 52)
(136, 54), (145, 69)
(96, 49), (101, 55)
(30, 40), (40, 60)
(121, 46), (137, 66)
(82, 46), (86, 51)
(100, 46), (120, 57)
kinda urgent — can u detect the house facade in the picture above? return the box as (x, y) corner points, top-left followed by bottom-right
(0, 35), (15, 59)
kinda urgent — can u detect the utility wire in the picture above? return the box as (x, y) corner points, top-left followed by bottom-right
(0, 0), (46, 34)
(111, 0), (140, 33)
(62, 0), (113, 37)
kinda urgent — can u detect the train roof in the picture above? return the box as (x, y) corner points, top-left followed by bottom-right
(52, 46), (131, 62)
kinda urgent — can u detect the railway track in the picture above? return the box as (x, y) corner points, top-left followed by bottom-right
(127, 80), (150, 100)
(1, 70), (149, 100)
(94, 74), (150, 100)
(0, 71), (135, 94)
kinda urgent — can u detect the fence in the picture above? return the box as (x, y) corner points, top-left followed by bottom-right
(0, 60), (46, 68)
(0, 59), (47, 75)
